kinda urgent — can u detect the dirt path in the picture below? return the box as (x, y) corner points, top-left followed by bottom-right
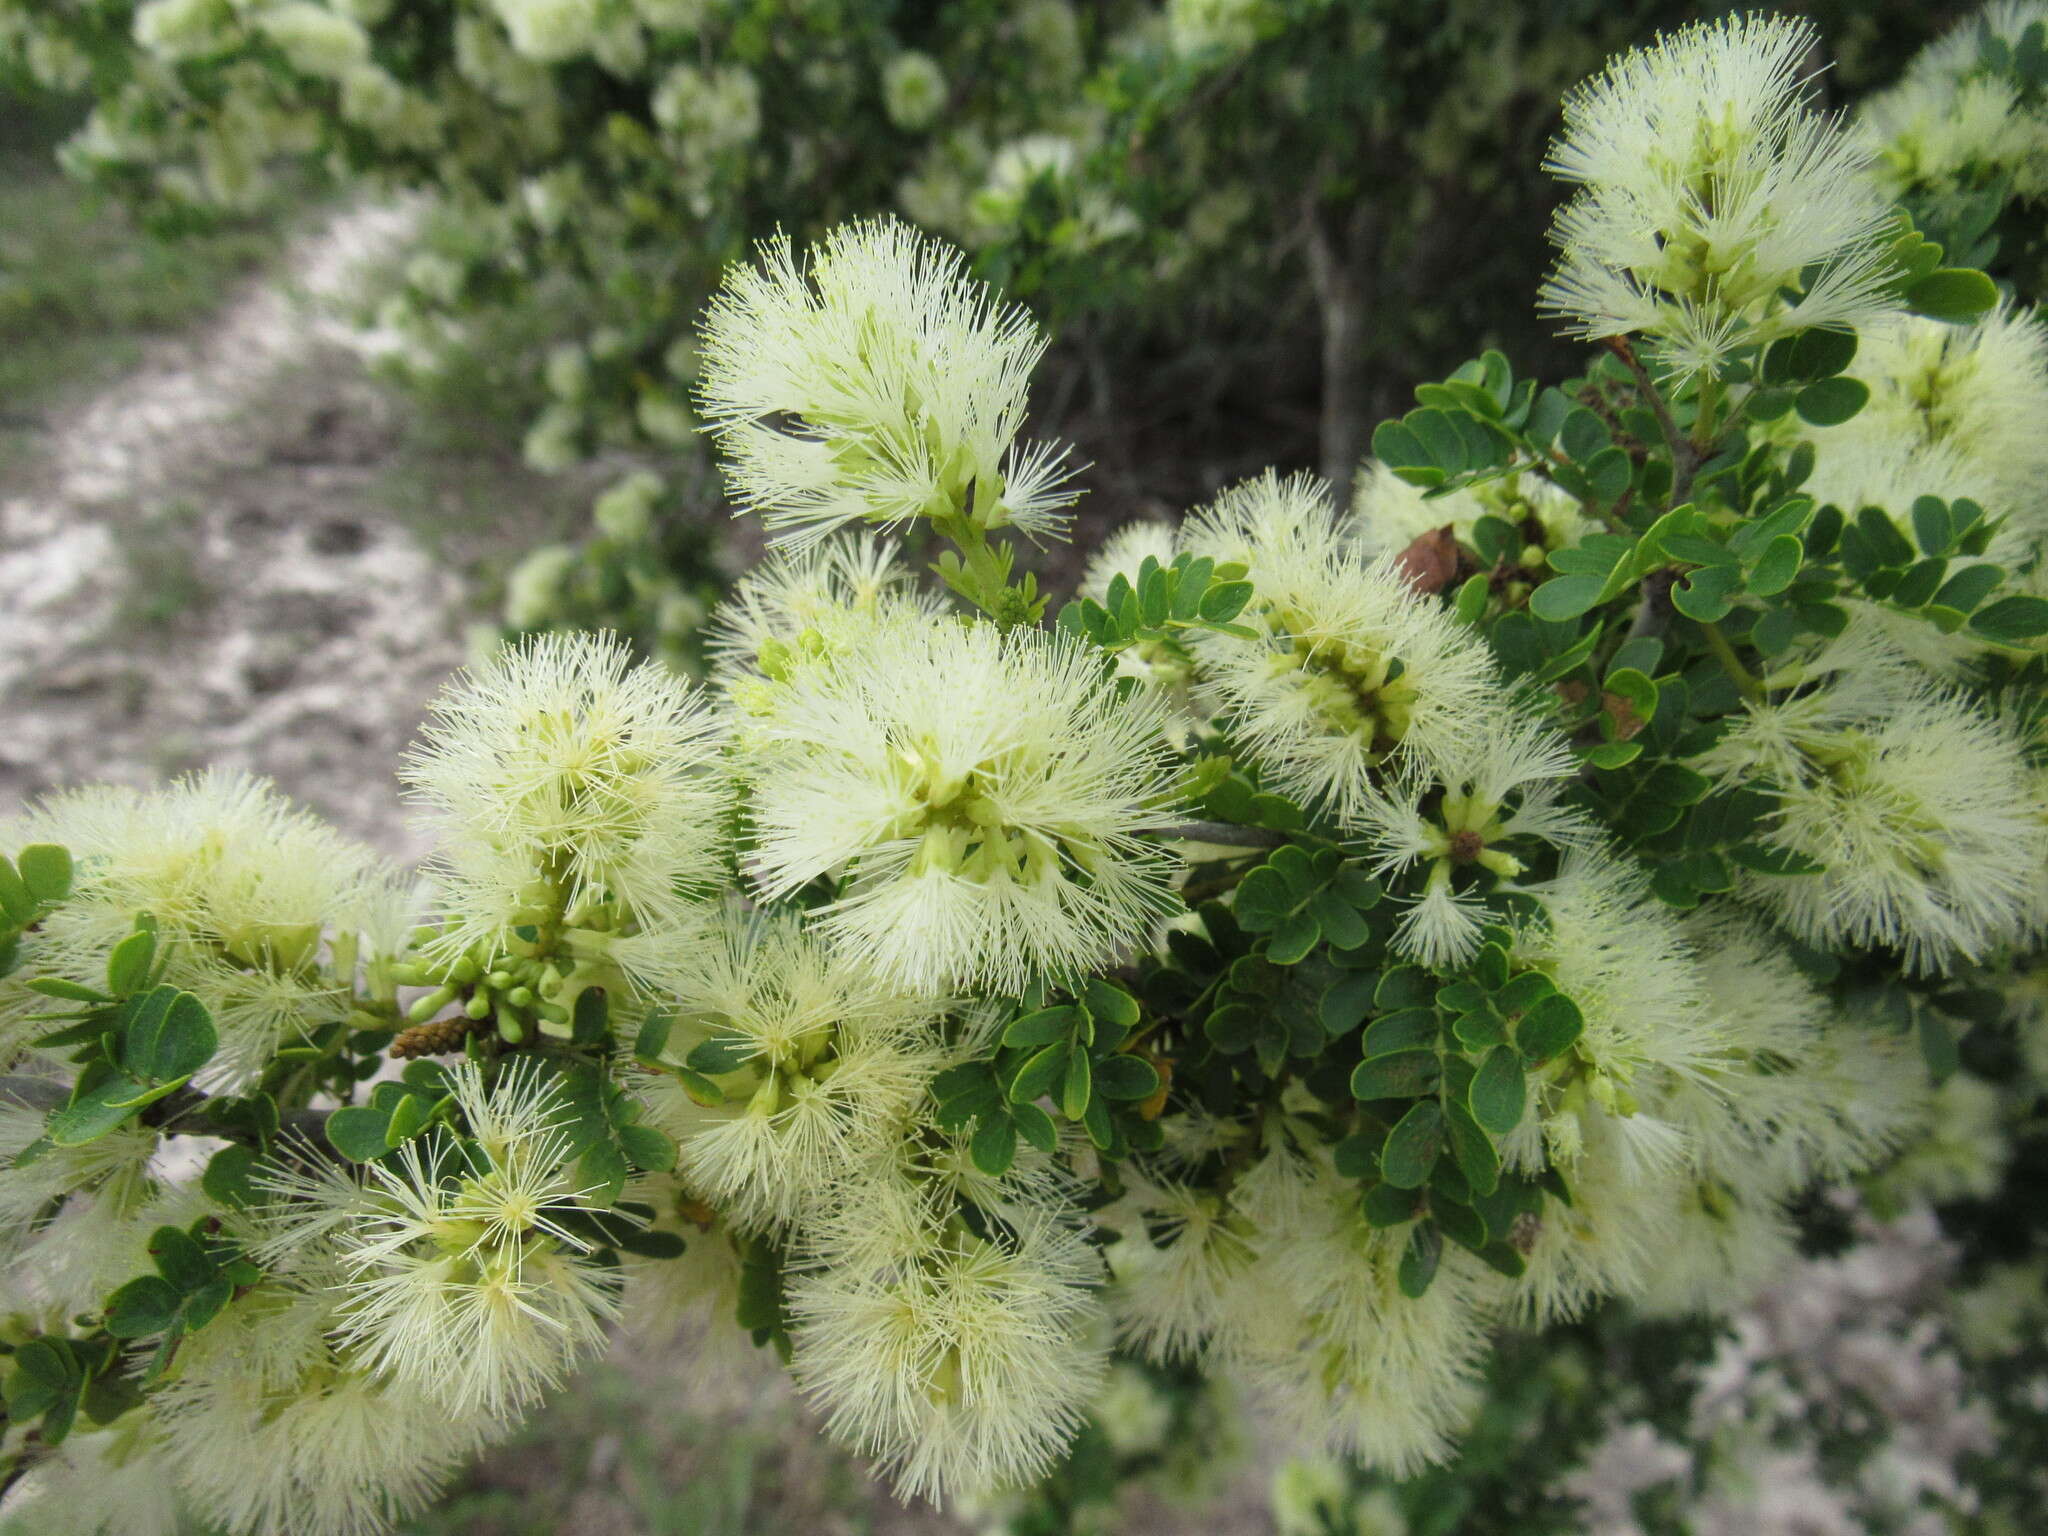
(0, 198), (465, 857)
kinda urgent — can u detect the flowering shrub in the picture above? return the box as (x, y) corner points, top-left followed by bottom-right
(0, 1), (1960, 485)
(4, 9), (2048, 1535)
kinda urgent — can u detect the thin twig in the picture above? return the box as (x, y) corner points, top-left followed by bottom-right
(1603, 335), (1700, 505)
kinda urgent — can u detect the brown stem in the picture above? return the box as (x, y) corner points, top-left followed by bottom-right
(1603, 336), (1699, 505)
(1306, 192), (1379, 496)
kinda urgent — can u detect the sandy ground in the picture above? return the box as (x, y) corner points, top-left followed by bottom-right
(0, 198), (463, 857)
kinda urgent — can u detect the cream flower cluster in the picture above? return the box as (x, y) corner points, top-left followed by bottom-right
(697, 218), (1079, 544)
(1539, 14), (1901, 377)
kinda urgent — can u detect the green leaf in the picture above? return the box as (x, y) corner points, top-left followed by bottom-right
(1380, 1100), (1445, 1189)
(1398, 1221), (1443, 1297)
(1434, 1197), (1489, 1253)
(46, 1073), (155, 1146)
(686, 1035), (755, 1076)
(1094, 1053), (1160, 1101)
(1310, 889), (1370, 950)
(571, 987), (610, 1047)
(1969, 594), (2048, 642)
(1364, 1007), (1439, 1057)
(16, 845), (72, 905)
(1375, 967), (1436, 1011)
(1232, 866), (1292, 931)
(1266, 911), (1320, 965)
(1911, 496), (1953, 555)
(1009, 1042), (1066, 1104)
(614, 1229), (687, 1260)
(633, 1009), (674, 1063)
(1081, 980), (1140, 1030)
(1351, 1049), (1441, 1102)
(1003, 1006), (1079, 1049)
(1794, 376), (1869, 427)
(1746, 535), (1803, 597)
(122, 987), (216, 1082)
(1197, 581), (1253, 623)
(1442, 1097), (1500, 1195)
(580, 1138), (630, 1207)
(27, 978), (109, 1004)
(1785, 327), (1858, 380)
(0, 858), (32, 926)
(1516, 993), (1584, 1063)
(201, 1144), (260, 1209)
(1450, 1004), (1506, 1051)
(105, 929), (157, 998)
(383, 1090), (437, 1148)
(1060, 1048), (1092, 1121)
(326, 1104), (396, 1162)
(1559, 407), (1609, 461)
(1012, 1101), (1058, 1155)
(1579, 740), (1641, 769)
(1470, 1047), (1527, 1135)
(970, 1114), (1017, 1176)
(148, 1225), (216, 1293)
(1670, 564), (1741, 622)
(104, 1275), (181, 1338)
(1528, 573), (1607, 622)
(1906, 267), (1998, 322)
(1362, 1182), (1424, 1227)
(1918, 1008), (1961, 1083)
(1320, 973), (1378, 1036)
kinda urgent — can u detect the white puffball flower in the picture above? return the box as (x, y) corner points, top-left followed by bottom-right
(741, 619), (1183, 995)
(1873, 1069), (2010, 1206)
(1665, 916), (1923, 1197)
(152, 1254), (513, 1536)
(591, 469), (662, 543)
(787, 1186), (1107, 1504)
(132, 0), (233, 61)
(1103, 1178), (1259, 1365)
(1700, 672), (2048, 972)
(1505, 1102), (1684, 1326)
(489, 0), (600, 63)
(883, 51), (947, 131)
(1181, 471), (1509, 824)
(1903, 2), (2048, 92)
(1539, 14), (1900, 379)
(258, 1061), (621, 1420)
(500, 542), (577, 631)
(1, 771), (398, 1087)
(0, 1104), (156, 1259)
(403, 631), (730, 960)
(1235, 1164), (1499, 1476)
(1799, 302), (2048, 546)
(628, 902), (950, 1232)
(255, 3), (372, 80)
(1511, 850), (1725, 1124)
(1350, 706), (1594, 969)
(698, 218), (1079, 545)
(651, 62), (762, 154)
(1861, 71), (2048, 202)
(705, 532), (945, 705)
(1168, 0), (1268, 57)
(0, 1411), (186, 1536)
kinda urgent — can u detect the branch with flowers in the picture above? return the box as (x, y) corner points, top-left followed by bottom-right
(4, 9), (2048, 1536)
